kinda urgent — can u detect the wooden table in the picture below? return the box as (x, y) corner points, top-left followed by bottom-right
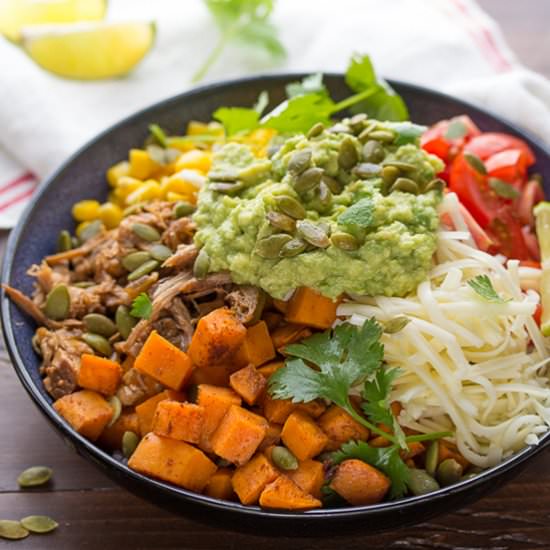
(2, 2), (550, 548)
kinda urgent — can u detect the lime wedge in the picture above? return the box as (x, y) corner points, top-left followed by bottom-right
(22, 21), (155, 80)
(0, 0), (107, 42)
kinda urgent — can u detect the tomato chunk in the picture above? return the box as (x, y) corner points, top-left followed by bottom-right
(465, 133), (535, 165)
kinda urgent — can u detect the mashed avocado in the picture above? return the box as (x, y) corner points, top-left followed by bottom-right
(193, 119), (444, 299)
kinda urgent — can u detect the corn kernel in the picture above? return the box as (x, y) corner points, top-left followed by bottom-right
(115, 176), (143, 200)
(186, 121), (210, 136)
(72, 200), (101, 222)
(174, 150), (212, 173)
(106, 161), (130, 187)
(98, 202), (123, 229)
(160, 171), (202, 198)
(126, 180), (162, 205)
(129, 149), (159, 180)
(75, 221), (90, 238)
(166, 191), (197, 204)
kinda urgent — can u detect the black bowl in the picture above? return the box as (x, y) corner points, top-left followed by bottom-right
(2, 74), (550, 535)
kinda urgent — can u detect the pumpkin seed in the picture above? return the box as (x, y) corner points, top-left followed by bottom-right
(274, 195), (306, 219)
(149, 244), (173, 262)
(115, 305), (137, 339)
(317, 181), (332, 207)
(296, 220), (330, 248)
(122, 203), (145, 217)
(369, 130), (395, 143)
(44, 285), (70, 321)
(382, 165), (400, 186)
(294, 167), (323, 194)
(83, 313), (117, 337)
(267, 143), (282, 158)
(348, 113), (368, 132)
(328, 122), (352, 134)
(20, 515), (58, 534)
(209, 181), (244, 194)
(287, 149), (312, 175)
(122, 251), (152, 272)
(193, 249), (210, 279)
(146, 144), (167, 165)
(122, 431), (140, 458)
(321, 174), (344, 194)
(436, 458), (463, 486)
(331, 231), (359, 251)
(354, 162), (382, 178)
(425, 441), (439, 477)
(254, 234), (293, 259)
(390, 177), (419, 194)
(79, 219), (103, 242)
(131, 223), (160, 242)
(266, 211), (296, 233)
(82, 332), (112, 356)
(338, 137), (359, 170)
(382, 160), (417, 172)
(57, 230), (72, 252)
(174, 201), (195, 218)
(384, 316), (410, 334)
(208, 168), (240, 182)
(362, 140), (385, 163)
(17, 466), (53, 488)
(0, 520), (28, 540)
(279, 238), (307, 258)
(424, 178), (446, 193)
(107, 396), (122, 427)
(358, 121), (378, 143)
(307, 122), (325, 139)
(464, 152), (487, 175)
(127, 259), (160, 282)
(407, 469), (440, 496)
(271, 446), (298, 471)
(73, 281), (94, 288)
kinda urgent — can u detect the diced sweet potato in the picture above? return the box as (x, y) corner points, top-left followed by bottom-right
(233, 321), (276, 368)
(229, 365), (267, 405)
(204, 468), (234, 500)
(285, 287), (337, 329)
(135, 389), (185, 437)
(54, 390), (113, 441)
(152, 401), (204, 444)
(188, 308), (247, 368)
(439, 440), (469, 469)
(296, 400), (327, 419)
(196, 385), (242, 453)
(281, 411), (328, 461)
(400, 441), (425, 461)
(262, 394), (296, 425)
(369, 435), (392, 448)
(211, 405), (268, 466)
(318, 405), (370, 451)
(78, 354), (122, 396)
(287, 459), (325, 499)
(232, 453), (279, 504)
(134, 331), (194, 390)
(259, 476), (322, 510)
(270, 324), (312, 351)
(189, 364), (230, 387)
(128, 433), (217, 492)
(258, 422), (282, 451)
(263, 311), (284, 331)
(98, 411), (140, 450)
(257, 361), (284, 379)
(329, 459), (390, 505)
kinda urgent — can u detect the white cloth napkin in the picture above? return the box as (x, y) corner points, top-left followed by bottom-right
(0, 0), (549, 228)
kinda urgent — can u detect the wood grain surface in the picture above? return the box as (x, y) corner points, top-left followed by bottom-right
(1, 2), (550, 548)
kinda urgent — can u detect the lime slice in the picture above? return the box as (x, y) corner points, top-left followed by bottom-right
(22, 21), (155, 80)
(0, 0), (107, 42)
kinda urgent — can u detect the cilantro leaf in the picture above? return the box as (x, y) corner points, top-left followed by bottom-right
(130, 292), (153, 320)
(213, 91), (269, 136)
(285, 73), (327, 98)
(330, 440), (410, 498)
(489, 178), (520, 199)
(253, 90), (269, 114)
(444, 119), (468, 140)
(385, 122), (427, 146)
(337, 197), (375, 228)
(467, 275), (510, 304)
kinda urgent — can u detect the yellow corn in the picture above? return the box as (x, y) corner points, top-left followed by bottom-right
(243, 128), (277, 157)
(126, 179), (162, 205)
(114, 176), (143, 200)
(72, 200), (101, 222)
(166, 191), (197, 204)
(160, 172), (201, 198)
(106, 161), (130, 187)
(186, 121), (210, 136)
(129, 149), (158, 180)
(174, 150), (212, 173)
(75, 221), (91, 238)
(98, 202), (123, 229)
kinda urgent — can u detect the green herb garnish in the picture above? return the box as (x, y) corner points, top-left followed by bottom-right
(489, 178), (520, 199)
(213, 91), (269, 136)
(285, 72), (326, 98)
(337, 197), (375, 229)
(130, 292), (153, 319)
(444, 119), (468, 140)
(468, 275), (510, 303)
(148, 124), (168, 148)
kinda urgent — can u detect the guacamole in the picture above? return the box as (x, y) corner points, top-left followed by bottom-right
(193, 119), (444, 299)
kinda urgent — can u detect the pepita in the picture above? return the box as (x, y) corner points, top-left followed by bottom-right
(79, 219), (103, 242)
(425, 441), (439, 477)
(83, 313), (117, 337)
(271, 446), (298, 470)
(328, 122), (352, 134)
(174, 201), (195, 218)
(357, 121), (378, 142)
(348, 113), (368, 132)
(384, 316), (410, 334)
(115, 305), (137, 339)
(17, 466), (53, 488)
(57, 230), (72, 252)
(317, 181), (332, 208)
(436, 458), (463, 486)
(287, 149), (312, 175)
(307, 122), (325, 139)
(127, 259), (160, 282)
(266, 211), (296, 233)
(73, 281), (94, 288)
(107, 396), (122, 427)
(338, 137), (359, 170)
(150, 244), (173, 262)
(209, 181), (244, 194)
(20, 515), (58, 534)
(424, 178), (446, 193)
(146, 144), (167, 165)
(362, 140), (385, 163)
(122, 203), (145, 217)
(122, 431), (140, 458)
(254, 234), (293, 259)
(407, 469), (440, 496)
(382, 160), (417, 172)
(131, 223), (161, 242)
(122, 251), (152, 272)
(208, 168), (240, 182)
(294, 167), (323, 194)
(82, 332), (112, 356)
(464, 152), (487, 175)
(321, 174), (344, 194)
(44, 284), (70, 321)
(368, 130), (395, 143)
(381, 165), (400, 186)
(274, 195), (306, 219)
(330, 232), (359, 251)
(390, 177), (419, 194)
(354, 163), (382, 178)
(0, 520), (29, 540)
(279, 238), (307, 258)
(193, 249), (210, 279)
(296, 220), (330, 248)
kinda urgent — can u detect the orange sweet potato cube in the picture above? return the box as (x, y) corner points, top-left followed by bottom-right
(204, 468), (235, 500)
(270, 324), (312, 351)
(98, 411), (140, 450)
(232, 453), (279, 505)
(54, 390), (113, 441)
(152, 400), (204, 444)
(211, 405), (268, 465)
(189, 364), (230, 386)
(318, 405), (370, 451)
(262, 394), (296, 424)
(134, 330), (194, 390)
(233, 321), (276, 368)
(229, 365), (267, 405)
(281, 411), (328, 461)
(258, 422), (282, 451)
(285, 287), (337, 329)
(297, 400), (327, 419)
(257, 361), (284, 379)
(259, 476), (322, 510)
(128, 433), (217, 492)
(135, 389), (185, 437)
(286, 459), (325, 499)
(78, 354), (123, 396)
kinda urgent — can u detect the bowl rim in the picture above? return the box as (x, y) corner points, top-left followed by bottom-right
(3, 72), (550, 520)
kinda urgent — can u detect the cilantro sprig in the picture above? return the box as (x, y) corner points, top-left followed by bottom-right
(467, 275), (510, 304)
(130, 292), (153, 320)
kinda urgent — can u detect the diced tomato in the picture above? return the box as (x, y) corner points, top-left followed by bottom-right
(522, 226), (541, 262)
(458, 203), (494, 251)
(519, 260), (541, 269)
(534, 303), (542, 326)
(518, 179), (545, 227)
(464, 133), (536, 165)
(485, 214), (531, 261)
(485, 149), (527, 184)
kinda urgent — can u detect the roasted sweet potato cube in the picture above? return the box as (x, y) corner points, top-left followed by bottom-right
(400, 441), (425, 461)
(287, 459), (325, 499)
(329, 459), (390, 505)
(272, 299), (288, 314)
(233, 321), (276, 368)
(285, 287), (337, 329)
(296, 400), (327, 419)
(232, 453), (279, 505)
(78, 354), (122, 396)
(259, 476), (322, 510)
(270, 324), (312, 351)
(263, 311), (284, 331)
(54, 390), (113, 441)
(229, 365), (267, 405)
(128, 433), (217, 492)
(257, 361), (284, 379)
(318, 405), (370, 451)
(134, 330), (194, 390)
(439, 440), (469, 469)
(204, 468), (235, 500)
(211, 405), (268, 465)
(188, 308), (247, 368)
(189, 364), (230, 386)
(281, 411), (328, 461)
(152, 401), (204, 444)
(135, 389), (185, 437)
(98, 411), (140, 450)
(262, 394), (296, 424)
(258, 422), (282, 451)
(196, 385), (242, 453)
